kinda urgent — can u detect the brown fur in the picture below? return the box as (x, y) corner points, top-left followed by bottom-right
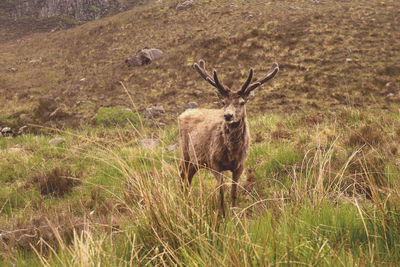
(178, 60), (279, 215)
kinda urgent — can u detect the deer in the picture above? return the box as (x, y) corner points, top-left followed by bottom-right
(178, 60), (279, 215)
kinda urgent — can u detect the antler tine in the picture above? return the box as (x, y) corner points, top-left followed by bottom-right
(245, 63), (279, 94)
(239, 68), (253, 95)
(193, 61), (217, 87)
(213, 70), (225, 91)
(193, 60), (229, 95)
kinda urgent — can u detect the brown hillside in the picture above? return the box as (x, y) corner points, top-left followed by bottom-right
(1, 0), (399, 128)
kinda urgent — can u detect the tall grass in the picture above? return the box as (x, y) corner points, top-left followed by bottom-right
(23, 121), (400, 266)
(1, 109), (400, 266)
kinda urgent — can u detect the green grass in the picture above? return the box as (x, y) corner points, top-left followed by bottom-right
(1, 109), (400, 265)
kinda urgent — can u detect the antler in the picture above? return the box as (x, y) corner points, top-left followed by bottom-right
(238, 68), (253, 95)
(193, 60), (229, 96)
(239, 63), (279, 96)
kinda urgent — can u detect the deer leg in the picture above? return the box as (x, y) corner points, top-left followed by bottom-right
(231, 166), (244, 207)
(180, 161), (197, 188)
(213, 172), (225, 217)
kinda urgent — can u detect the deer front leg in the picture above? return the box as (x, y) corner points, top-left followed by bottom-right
(213, 172), (225, 217)
(231, 166), (244, 207)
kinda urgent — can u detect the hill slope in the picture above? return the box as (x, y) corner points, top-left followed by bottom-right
(1, 0), (400, 128)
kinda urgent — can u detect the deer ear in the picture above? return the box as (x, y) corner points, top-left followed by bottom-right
(244, 91), (255, 101)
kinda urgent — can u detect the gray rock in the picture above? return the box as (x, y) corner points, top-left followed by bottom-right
(139, 138), (159, 149)
(29, 58), (42, 64)
(144, 105), (165, 119)
(1, 127), (13, 137)
(386, 93), (394, 98)
(176, 0), (194, 11)
(49, 137), (66, 146)
(125, 48), (163, 67)
(18, 126), (28, 135)
(7, 67), (17, 72)
(184, 102), (198, 110)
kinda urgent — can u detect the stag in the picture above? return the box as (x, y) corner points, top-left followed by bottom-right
(178, 60), (279, 215)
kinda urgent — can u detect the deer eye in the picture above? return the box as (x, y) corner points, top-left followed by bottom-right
(221, 100), (226, 105)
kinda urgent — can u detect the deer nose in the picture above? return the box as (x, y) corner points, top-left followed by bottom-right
(224, 114), (233, 121)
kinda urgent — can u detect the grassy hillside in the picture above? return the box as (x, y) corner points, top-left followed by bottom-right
(1, 0), (399, 128)
(1, 0), (400, 265)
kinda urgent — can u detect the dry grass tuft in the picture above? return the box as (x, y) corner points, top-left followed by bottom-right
(0, 211), (85, 253)
(348, 125), (383, 147)
(30, 167), (81, 197)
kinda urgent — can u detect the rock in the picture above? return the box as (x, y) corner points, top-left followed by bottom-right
(29, 58), (42, 64)
(7, 67), (17, 72)
(176, 0), (194, 11)
(80, 77), (86, 82)
(385, 82), (393, 88)
(184, 102), (198, 110)
(386, 93), (394, 98)
(144, 105), (165, 119)
(1, 127), (13, 137)
(139, 138), (159, 149)
(345, 58), (352, 63)
(49, 137), (66, 146)
(168, 143), (178, 152)
(125, 48), (163, 67)
(17, 126), (28, 135)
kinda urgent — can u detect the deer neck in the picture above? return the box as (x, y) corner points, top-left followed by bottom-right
(222, 113), (249, 154)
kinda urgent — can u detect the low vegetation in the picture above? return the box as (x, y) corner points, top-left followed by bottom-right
(1, 107), (400, 265)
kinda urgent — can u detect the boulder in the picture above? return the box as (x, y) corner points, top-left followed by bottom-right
(144, 105), (165, 119)
(1, 127), (13, 137)
(125, 48), (163, 67)
(176, 0), (194, 11)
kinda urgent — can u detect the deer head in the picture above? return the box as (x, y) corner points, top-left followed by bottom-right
(193, 60), (279, 124)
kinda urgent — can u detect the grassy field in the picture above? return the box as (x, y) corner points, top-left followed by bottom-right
(1, 106), (400, 265)
(1, 0), (400, 265)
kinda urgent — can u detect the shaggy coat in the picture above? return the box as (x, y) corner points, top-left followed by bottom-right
(179, 60), (279, 215)
(179, 108), (250, 174)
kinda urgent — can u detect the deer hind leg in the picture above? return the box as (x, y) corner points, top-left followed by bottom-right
(180, 160), (197, 187)
(231, 166), (244, 207)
